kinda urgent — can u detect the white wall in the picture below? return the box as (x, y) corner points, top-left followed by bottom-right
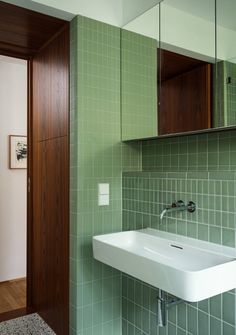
(0, 56), (27, 282)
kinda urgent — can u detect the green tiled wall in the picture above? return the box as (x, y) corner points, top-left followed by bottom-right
(70, 16), (141, 335)
(121, 30), (157, 141)
(70, 13), (236, 335)
(142, 131), (236, 172)
(122, 130), (236, 335)
(214, 61), (227, 128)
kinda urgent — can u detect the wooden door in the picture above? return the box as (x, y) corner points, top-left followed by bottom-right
(31, 26), (69, 335)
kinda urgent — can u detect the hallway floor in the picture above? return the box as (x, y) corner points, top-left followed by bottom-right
(0, 313), (55, 334)
(0, 278), (26, 314)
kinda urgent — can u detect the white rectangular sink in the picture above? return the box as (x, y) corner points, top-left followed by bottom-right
(93, 228), (236, 302)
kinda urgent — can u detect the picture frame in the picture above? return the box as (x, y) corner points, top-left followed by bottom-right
(9, 135), (27, 169)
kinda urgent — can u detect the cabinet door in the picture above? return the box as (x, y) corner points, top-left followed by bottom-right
(214, 0), (236, 128)
(121, 30), (158, 141)
(121, 1), (216, 141)
(159, 0), (215, 135)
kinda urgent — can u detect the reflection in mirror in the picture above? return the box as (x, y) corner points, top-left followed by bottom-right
(121, 0), (217, 141)
(122, 0), (162, 26)
(159, 0), (216, 135)
(121, 4), (160, 140)
(215, 0), (236, 128)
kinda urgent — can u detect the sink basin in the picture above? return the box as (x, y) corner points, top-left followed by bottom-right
(93, 228), (236, 302)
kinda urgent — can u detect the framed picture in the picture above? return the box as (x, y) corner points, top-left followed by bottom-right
(9, 135), (27, 169)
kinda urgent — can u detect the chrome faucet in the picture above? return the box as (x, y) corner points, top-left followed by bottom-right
(160, 208), (168, 220)
(160, 200), (196, 221)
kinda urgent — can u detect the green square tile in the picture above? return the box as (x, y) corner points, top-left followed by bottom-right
(198, 310), (209, 335)
(210, 316), (221, 335)
(223, 293), (235, 325)
(93, 302), (103, 326)
(135, 281), (143, 306)
(187, 222), (197, 238)
(168, 305), (177, 324)
(150, 312), (157, 335)
(222, 323), (235, 335)
(83, 282), (93, 306)
(168, 323), (177, 335)
(198, 224), (209, 241)
(103, 321), (113, 335)
(134, 305), (142, 329)
(177, 329), (186, 335)
(210, 294), (222, 319)
(187, 305), (197, 335)
(142, 308), (150, 334)
(177, 304), (186, 330)
(198, 299), (209, 314)
(209, 226), (221, 244)
(159, 326), (167, 335)
(222, 228), (235, 247)
(83, 305), (93, 329)
(142, 285), (150, 310)
(127, 300), (135, 324)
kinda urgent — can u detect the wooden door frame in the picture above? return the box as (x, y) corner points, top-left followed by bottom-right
(27, 57), (33, 312)
(0, 43), (68, 323)
(0, 4), (70, 327)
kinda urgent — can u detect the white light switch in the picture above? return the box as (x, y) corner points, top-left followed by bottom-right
(98, 183), (109, 206)
(98, 194), (109, 206)
(99, 183), (109, 195)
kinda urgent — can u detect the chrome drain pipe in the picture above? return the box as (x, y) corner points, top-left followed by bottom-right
(157, 290), (183, 327)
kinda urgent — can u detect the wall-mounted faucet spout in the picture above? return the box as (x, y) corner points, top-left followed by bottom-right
(160, 208), (168, 220)
(160, 200), (196, 221)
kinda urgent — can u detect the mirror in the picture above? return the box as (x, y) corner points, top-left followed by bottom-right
(159, 0), (215, 135)
(122, 0), (162, 26)
(121, 0), (236, 140)
(121, 4), (160, 140)
(214, 0), (236, 128)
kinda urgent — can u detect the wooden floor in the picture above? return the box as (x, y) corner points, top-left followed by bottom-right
(0, 278), (26, 314)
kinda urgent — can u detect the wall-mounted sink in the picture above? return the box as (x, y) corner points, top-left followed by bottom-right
(93, 228), (236, 302)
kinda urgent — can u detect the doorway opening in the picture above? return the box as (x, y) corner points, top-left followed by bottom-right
(0, 55), (27, 316)
(0, 1), (69, 333)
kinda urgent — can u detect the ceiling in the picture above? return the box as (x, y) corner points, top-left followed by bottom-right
(1, 0), (161, 27)
(1, 0), (234, 33)
(0, 1), (67, 58)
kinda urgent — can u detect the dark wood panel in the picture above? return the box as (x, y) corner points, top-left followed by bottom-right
(159, 64), (212, 135)
(32, 28), (69, 335)
(27, 57), (33, 311)
(32, 137), (69, 335)
(0, 1), (67, 57)
(0, 308), (27, 323)
(32, 27), (69, 141)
